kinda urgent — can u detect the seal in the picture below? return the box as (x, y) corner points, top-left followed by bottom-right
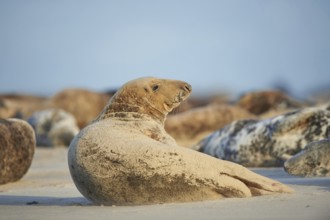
(196, 103), (330, 167)
(68, 77), (292, 206)
(0, 118), (36, 184)
(27, 109), (79, 147)
(165, 104), (255, 147)
(0, 94), (46, 119)
(284, 138), (330, 177)
(48, 88), (111, 128)
(237, 90), (304, 116)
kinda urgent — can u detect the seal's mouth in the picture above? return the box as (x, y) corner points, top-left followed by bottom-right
(174, 90), (188, 103)
(164, 85), (192, 112)
(175, 83), (192, 103)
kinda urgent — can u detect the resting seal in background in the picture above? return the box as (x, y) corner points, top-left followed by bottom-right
(165, 104), (255, 147)
(284, 138), (330, 177)
(28, 109), (79, 147)
(68, 77), (292, 206)
(196, 104), (330, 167)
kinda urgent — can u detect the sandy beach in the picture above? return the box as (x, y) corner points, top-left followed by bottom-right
(0, 147), (329, 220)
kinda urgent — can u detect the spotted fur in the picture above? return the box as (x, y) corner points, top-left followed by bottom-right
(196, 103), (330, 167)
(284, 138), (330, 177)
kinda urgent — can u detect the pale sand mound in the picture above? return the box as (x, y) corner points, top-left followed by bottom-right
(69, 117), (293, 205)
(68, 77), (293, 205)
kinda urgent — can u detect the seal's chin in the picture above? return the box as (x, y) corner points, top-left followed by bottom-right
(163, 101), (179, 113)
(163, 103), (173, 112)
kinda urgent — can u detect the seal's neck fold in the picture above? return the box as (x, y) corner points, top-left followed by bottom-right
(95, 103), (166, 125)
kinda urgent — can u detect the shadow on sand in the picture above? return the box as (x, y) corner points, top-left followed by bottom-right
(0, 195), (93, 206)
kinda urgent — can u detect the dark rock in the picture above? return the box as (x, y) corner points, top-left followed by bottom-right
(0, 118), (35, 184)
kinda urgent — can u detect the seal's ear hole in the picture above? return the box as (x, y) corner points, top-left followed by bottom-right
(152, 84), (159, 92)
(144, 87), (149, 93)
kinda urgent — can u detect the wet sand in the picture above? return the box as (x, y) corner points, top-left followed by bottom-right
(0, 148), (329, 220)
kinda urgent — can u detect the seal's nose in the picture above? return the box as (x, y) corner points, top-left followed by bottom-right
(183, 83), (192, 92)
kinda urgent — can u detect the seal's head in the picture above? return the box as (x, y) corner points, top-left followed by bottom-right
(97, 77), (192, 124)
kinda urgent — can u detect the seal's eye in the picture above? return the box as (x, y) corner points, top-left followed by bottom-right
(152, 84), (159, 92)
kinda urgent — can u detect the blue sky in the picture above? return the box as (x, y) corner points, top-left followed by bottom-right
(1, 0), (330, 97)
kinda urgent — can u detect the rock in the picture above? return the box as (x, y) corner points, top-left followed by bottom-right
(166, 104), (255, 147)
(0, 89), (111, 129)
(0, 94), (46, 119)
(237, 90), (304, 116)
(28, 109), (79, 147)
(284, 138), (330, 177)
(0, 98), (20, 119)
(0, 118), (36, 184)
(196, 103), (330, 167)
(47, 89), (111, 128)
(68, 77), (292, 206)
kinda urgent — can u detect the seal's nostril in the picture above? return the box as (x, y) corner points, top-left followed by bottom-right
(184, 84), (192, 92)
